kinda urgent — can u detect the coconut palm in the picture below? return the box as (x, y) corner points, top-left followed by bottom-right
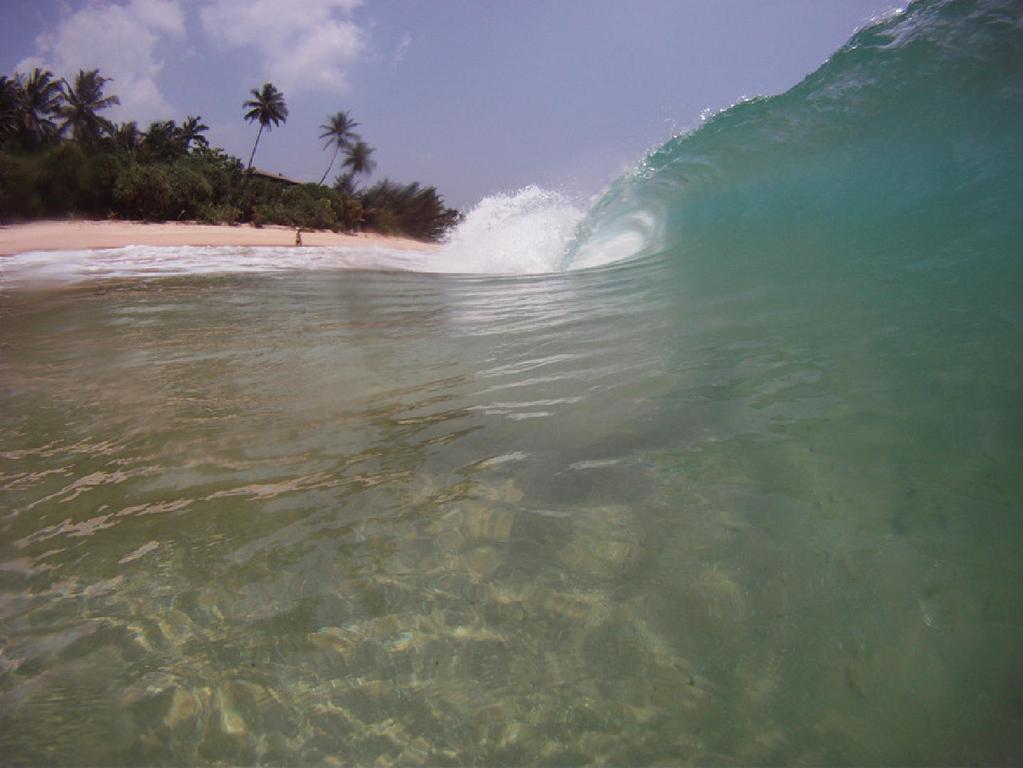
(342, 140), (376, 180)
(318, 110), (359, 185)
(17, 68), (63, 145)
(0, 75), (19, 144)
(59, 69), (120, 145)
(112, 121), (140, 153)
(141, 120), (183, 160)
(334, 171), (357, 197)
(177, 115), (209, 151)
(243, 82), (287, 171)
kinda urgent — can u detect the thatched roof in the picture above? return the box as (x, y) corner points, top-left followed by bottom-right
(249, 168), (302, 186)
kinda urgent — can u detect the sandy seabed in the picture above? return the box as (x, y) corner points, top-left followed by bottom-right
(0, 219), (434, 257)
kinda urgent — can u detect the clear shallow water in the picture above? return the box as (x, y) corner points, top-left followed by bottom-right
(2, 261), (1020, 764)
(3, 0), (1023, 764)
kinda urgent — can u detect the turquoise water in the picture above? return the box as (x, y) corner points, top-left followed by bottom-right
(2, 0), (1023, 763)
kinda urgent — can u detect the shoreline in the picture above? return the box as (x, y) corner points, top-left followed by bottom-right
(0, 220), (435, 257)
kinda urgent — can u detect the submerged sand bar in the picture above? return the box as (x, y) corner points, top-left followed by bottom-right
(0, 220), (434, 257)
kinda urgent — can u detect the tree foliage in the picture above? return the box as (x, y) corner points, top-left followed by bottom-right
(243, 82), (287, 171)
(178, 116), (209, 151)
(59, 69), (120, 146)
(1, 67), (460, 241)
(16, 68), (63, 146)
(0, 76), (20, 144)
(319, 110), (359, 185)
(343, 140), (376, 180)
(359, 179), (461, 241)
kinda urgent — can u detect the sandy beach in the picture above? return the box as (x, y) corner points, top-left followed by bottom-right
(0, 220), (434, 257)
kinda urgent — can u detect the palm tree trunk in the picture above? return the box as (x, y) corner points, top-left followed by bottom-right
(319, 145), (339, 186)
(247, 123), (264, 171)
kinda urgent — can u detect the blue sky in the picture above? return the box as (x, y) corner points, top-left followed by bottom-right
(1, 0), (892, 209)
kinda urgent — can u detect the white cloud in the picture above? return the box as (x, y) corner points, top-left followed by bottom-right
(199, 0), (366, 94)
(15, 0), (185, 124)
(392, 32), (412, 66)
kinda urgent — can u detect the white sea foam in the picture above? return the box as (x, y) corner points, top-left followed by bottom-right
(567, 209), (662, 270)
(0, 244), (433, 290)
(433, 186), (585, 274)
(0, 185), (656, 289)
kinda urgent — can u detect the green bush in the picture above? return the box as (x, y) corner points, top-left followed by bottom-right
(187, 148), (242, 202)
(113, 161), (212, 221)
(333, 194), (363, 231)
(233, 175), (281, 222)
(251, 201), (290, 227)
(197, 202), (241, 225)
(358, 179), (461, 241)
(363, 207), (399, 235)
(114, 164), (173, 220)
(36, 143), (87, 215)
(78, 152), (123, 214)
(0, 151), (43, 219)
(279, 184), (338, 230)
(166, 164), (212, 219)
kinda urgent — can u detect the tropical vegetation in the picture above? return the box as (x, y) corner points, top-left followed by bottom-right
(0, 68), (461, 241)
(243, 82), (288, 171)
(318, 110), (359, 185)
(59, 69), (120, 146)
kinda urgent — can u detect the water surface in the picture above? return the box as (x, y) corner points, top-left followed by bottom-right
(2, 0), (1023, 763)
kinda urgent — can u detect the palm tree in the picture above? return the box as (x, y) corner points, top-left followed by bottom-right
(141, 120), (182, 160)
(342, 140), (376, 180)
(177, 115), (209, 151)
(0, 76), (20, 144)
(59, 69), (120, 145)
(112, 121), (140, 153)
(17, 68), (63, 145)
(318, 110), (359, 185)
(334, 171), (356, 197)
(242, 82), (287, 171)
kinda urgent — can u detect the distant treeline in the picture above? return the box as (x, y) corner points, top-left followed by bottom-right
(0, 68), (461, 241)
